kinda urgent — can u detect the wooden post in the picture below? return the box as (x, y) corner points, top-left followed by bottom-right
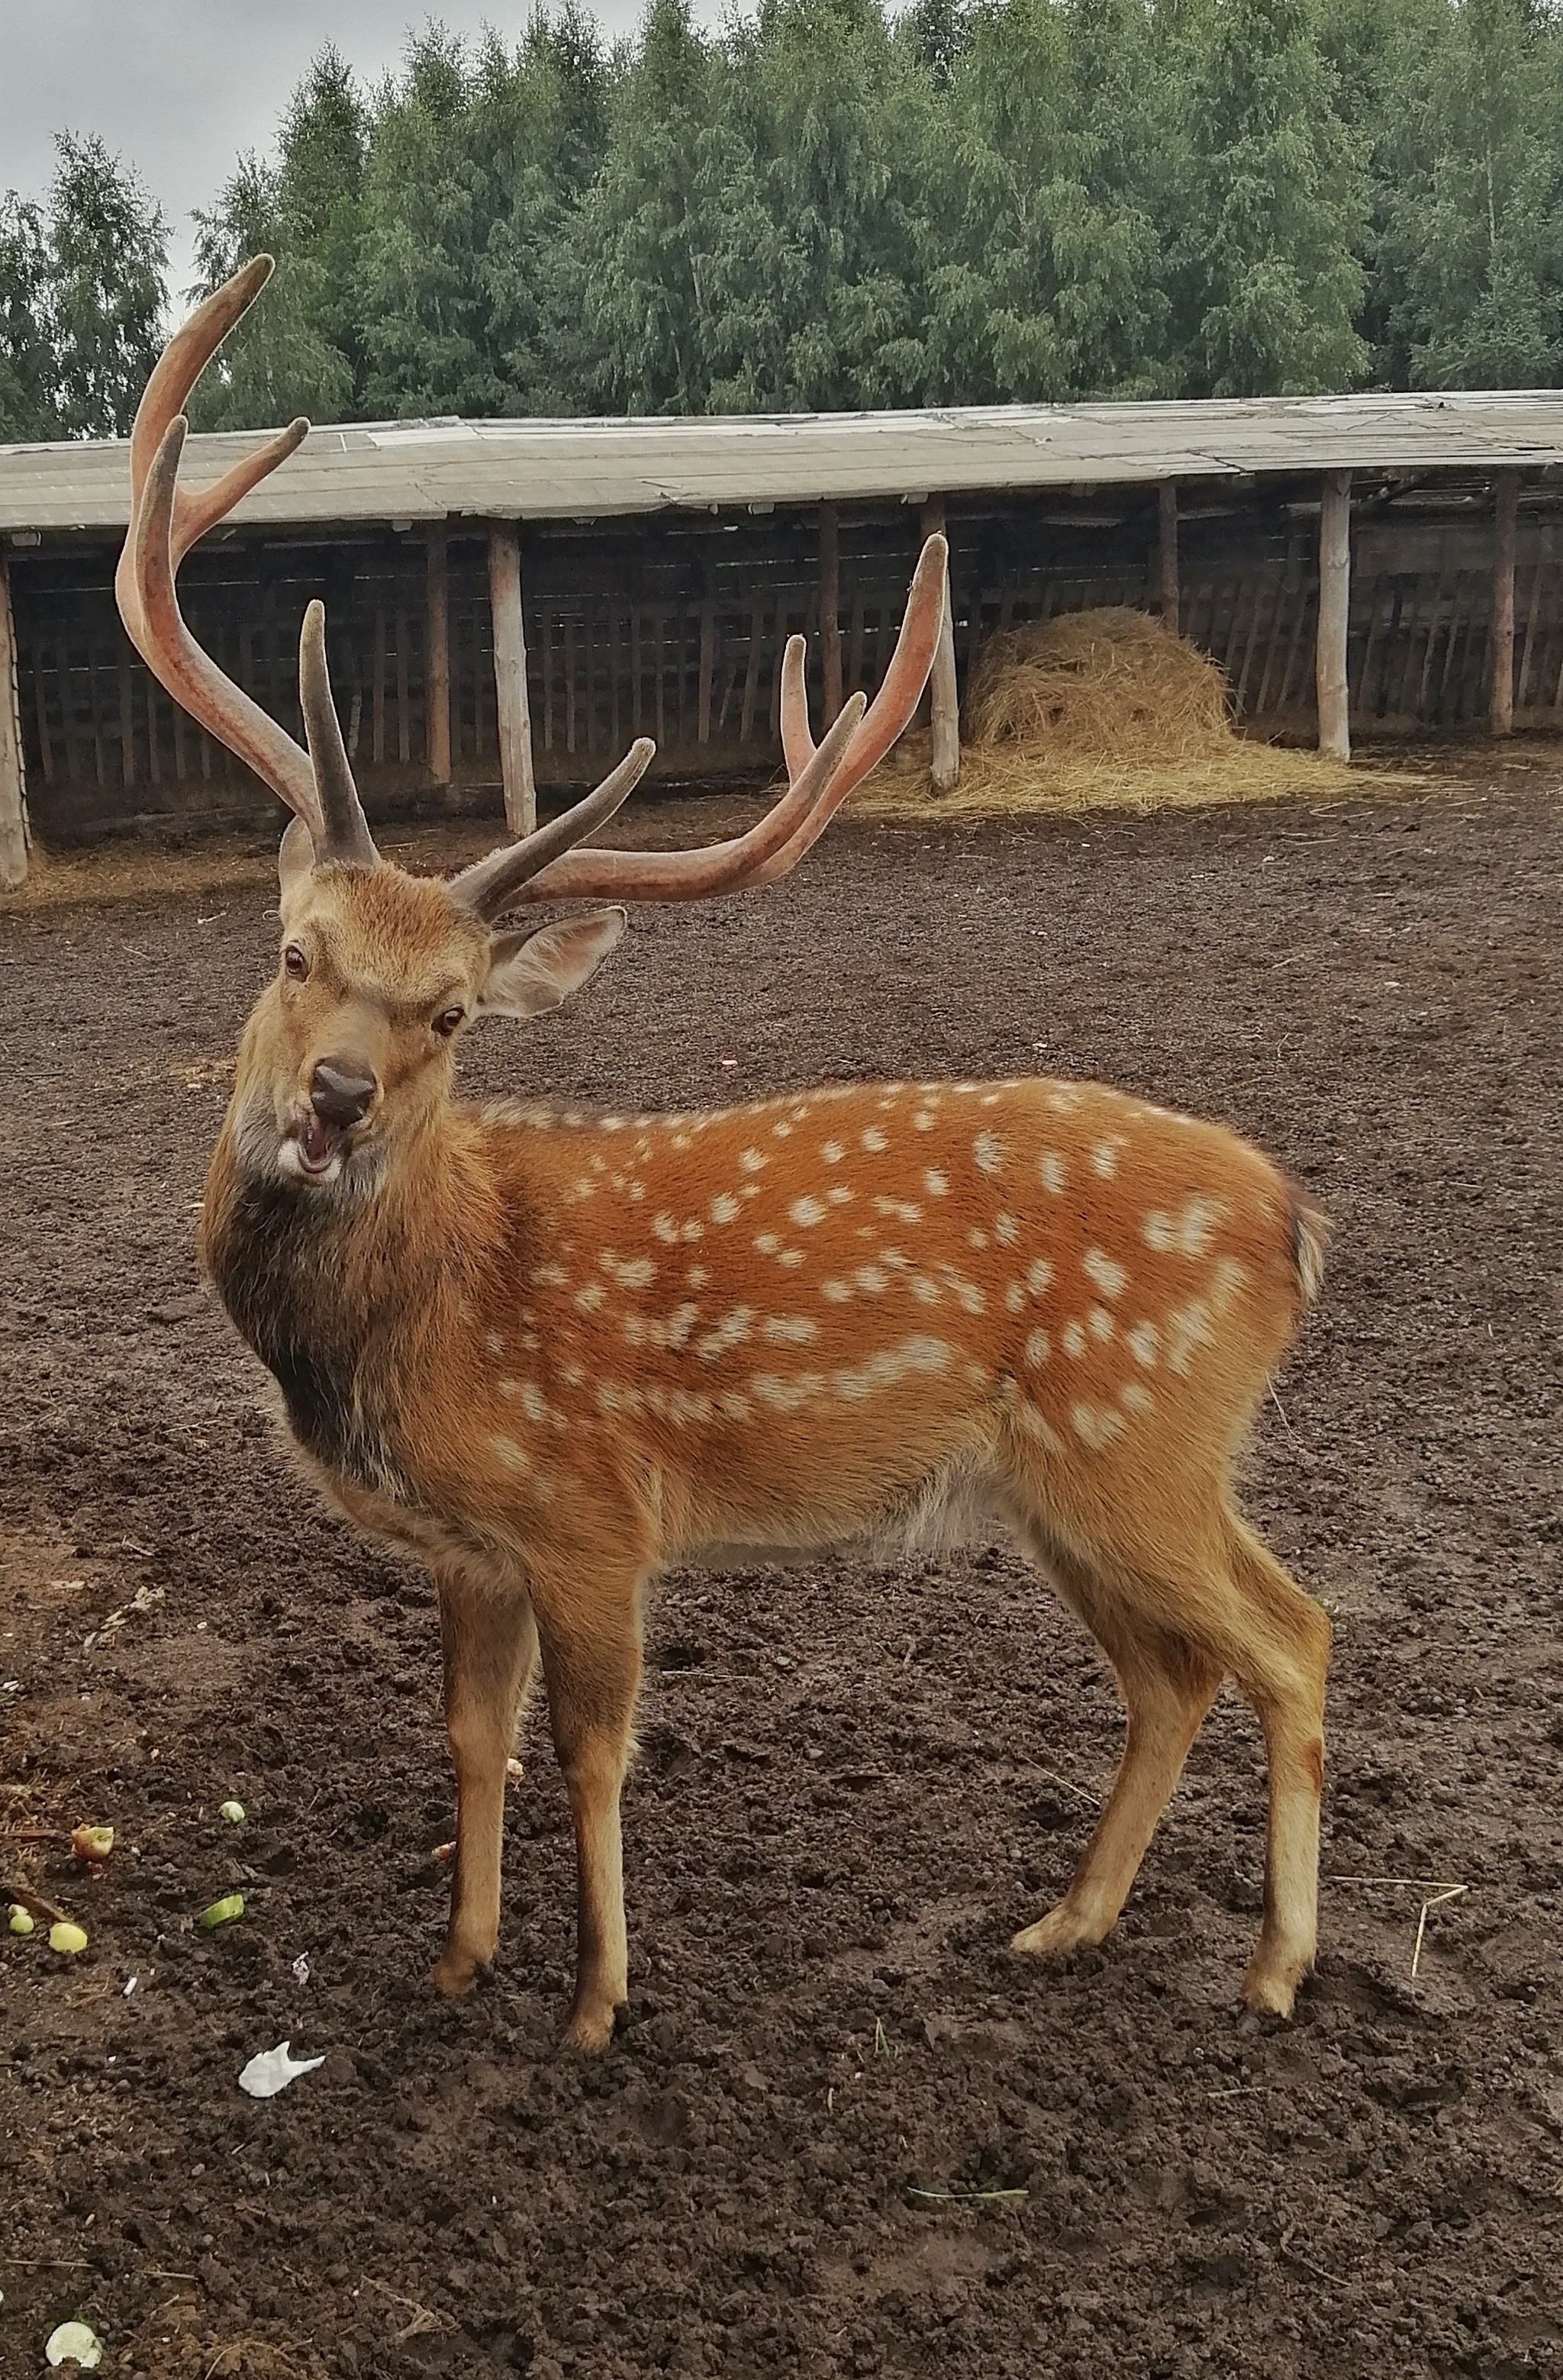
(426, 522), (451, 787)
(920, 494), (960, 793)
(1490, 469), (1518, 737)
(819, 503), (843, 727)
(0, 553), (29, 891)
(488, 522), (536, 835)
(1158, 481), (1179, 634)
(1316, 470), (1352, 762)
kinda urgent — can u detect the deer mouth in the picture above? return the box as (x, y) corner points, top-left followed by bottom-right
(283, 1105), (353, 1182)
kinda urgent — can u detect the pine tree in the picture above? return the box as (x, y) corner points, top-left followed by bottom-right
(47, 133), (167, 436)
(1376, 0), (1563, 387)
(0, 195), (53, 442)
(1173, 0), (1368, 396)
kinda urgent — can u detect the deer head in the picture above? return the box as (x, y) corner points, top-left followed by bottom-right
(118, 257), (946, 1195)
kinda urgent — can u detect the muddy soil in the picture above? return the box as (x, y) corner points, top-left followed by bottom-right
(2, 770), (1561, 2378)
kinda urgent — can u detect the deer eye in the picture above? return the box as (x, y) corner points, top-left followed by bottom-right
(433, 1005), (466, 1040)
(283, 944), (309, 981)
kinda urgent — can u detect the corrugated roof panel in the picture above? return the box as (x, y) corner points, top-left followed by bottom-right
(3, 391), (1562, 536)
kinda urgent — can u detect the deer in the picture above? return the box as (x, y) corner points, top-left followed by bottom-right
(118, 258), (1332, 2054)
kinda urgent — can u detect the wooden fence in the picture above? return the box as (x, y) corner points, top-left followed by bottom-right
(11, 491), (1563, 842)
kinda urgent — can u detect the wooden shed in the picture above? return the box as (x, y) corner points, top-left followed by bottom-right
(4, 388), (1563, 886)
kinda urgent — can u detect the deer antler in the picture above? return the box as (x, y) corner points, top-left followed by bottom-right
(450, 534), (947, 916)
(121, 258), (946, 903)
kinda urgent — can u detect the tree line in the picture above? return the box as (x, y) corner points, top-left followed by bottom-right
(3, 0), (1561, 443)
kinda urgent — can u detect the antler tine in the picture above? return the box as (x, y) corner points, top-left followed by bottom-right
(300, 602), (380, 868)
(448, 739), (658, 921)
(740, 531), (947, 887)
(128, 417), (324, 833)
(117, 256), (330, 838)
(124, 257), (309, 577)
(502, 692), (867, 908)
(505, 534), (943, 908)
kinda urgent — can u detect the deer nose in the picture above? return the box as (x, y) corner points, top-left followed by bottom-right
(309, 1059), (377, 1129)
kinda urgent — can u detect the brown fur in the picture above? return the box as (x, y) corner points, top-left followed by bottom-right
(200, 860), (1332, 2052)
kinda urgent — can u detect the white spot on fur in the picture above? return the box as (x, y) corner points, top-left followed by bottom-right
(1144, 1196), (1226, 1259)
(1026, 1258), (1052, 1297)
(1091, 1138), (1126, 1180)
(995, 1213), (1019, 1245)
(520, 1383), (548, 1424)
(912, 1111), (936, 1132)
(575, 1282), (607, 1313)
(751, 1371), (824, 1412)
(1212, 1254), (1249, 1307)
(1127, 1320), (1159, 1367)
(923, 1170), (949, 1197)
(791, 1196), (827, 1228)
(531, 1263), (569, 1289)
(1083, 1248), (1128, 1300)
(739, 1148), (767, 1174)
(710, 1192), (740, 1225)
(653, 1213), (680, 1244)
(1165, 1298), (1215, 1374)
(604, 1254), (656, 1290)
(485, 1331), (504, 1356)
(1025, 1328), (1050, 1369)
(874, 1196), (923, 1225)
(1004, 1283), (1025, 1314)
(755, 1232), (781, 1255)
(764, 1315), (819, 1345)
(821, 1279), (851, 1303)
(1072, 1400), (1126, 1449)
(1121, 1380), (1155, 1417)
(1088, 1306), (1115, 1344)
(1038, 1151), (1066, 1196)
(1062, 1319), (1087, 1359)
(821, 1140), (844, 1164)
(832, 1335), (954, 1401)
(697, 1308), (755, 1361)
(491, 1435), (528, 1469)
(861, 1126), (888, 1153)
(687, 1264), (710, 1290)
(855, 1266), (888, 1295)
(974, 1129), (1004, 1175)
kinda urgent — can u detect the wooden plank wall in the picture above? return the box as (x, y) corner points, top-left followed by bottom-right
(12, 494), (1563, 839)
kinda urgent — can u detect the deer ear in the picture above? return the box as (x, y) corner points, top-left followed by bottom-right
(278, 815), (317, 904)
(478, 907), (628, 1020)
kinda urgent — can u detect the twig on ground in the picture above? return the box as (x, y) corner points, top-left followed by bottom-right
(1411, 1885), (1468, 1981)
(1326, 1873), (1472, 1981)
(906, 2183), (1029, 2206)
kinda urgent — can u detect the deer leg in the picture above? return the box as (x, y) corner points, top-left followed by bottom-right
(431, 1570), (537, 1999)
(1012, 1554), (1223, 1960)
(535, 1588), (643, 2055)
(1218, 1518), (1331, 2018)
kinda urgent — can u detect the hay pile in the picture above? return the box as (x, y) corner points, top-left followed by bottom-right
(854, 605), (1367, 820)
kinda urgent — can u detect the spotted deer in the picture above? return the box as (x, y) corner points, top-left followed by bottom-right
(120, 259), (1332, 2052)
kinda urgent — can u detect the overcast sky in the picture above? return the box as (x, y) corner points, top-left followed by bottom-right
(0, 0), (696, 301)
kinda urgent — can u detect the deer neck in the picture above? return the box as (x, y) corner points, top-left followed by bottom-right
(199, 1077), (496, 1499)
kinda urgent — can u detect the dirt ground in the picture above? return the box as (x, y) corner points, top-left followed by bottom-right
(2, 756), (1561, 2380)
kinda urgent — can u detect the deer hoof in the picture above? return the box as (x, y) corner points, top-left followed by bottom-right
(431, 1948), (483, 1998)
(562, 2001), (620, 2056)
(1240, 1957), (1303, 2020)
(1010, 1905), (1102, 1960)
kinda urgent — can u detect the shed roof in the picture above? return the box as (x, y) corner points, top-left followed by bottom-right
(5, 389), (1563, 536)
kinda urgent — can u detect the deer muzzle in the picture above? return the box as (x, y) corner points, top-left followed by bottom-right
(289, 1057), (380, 1178)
